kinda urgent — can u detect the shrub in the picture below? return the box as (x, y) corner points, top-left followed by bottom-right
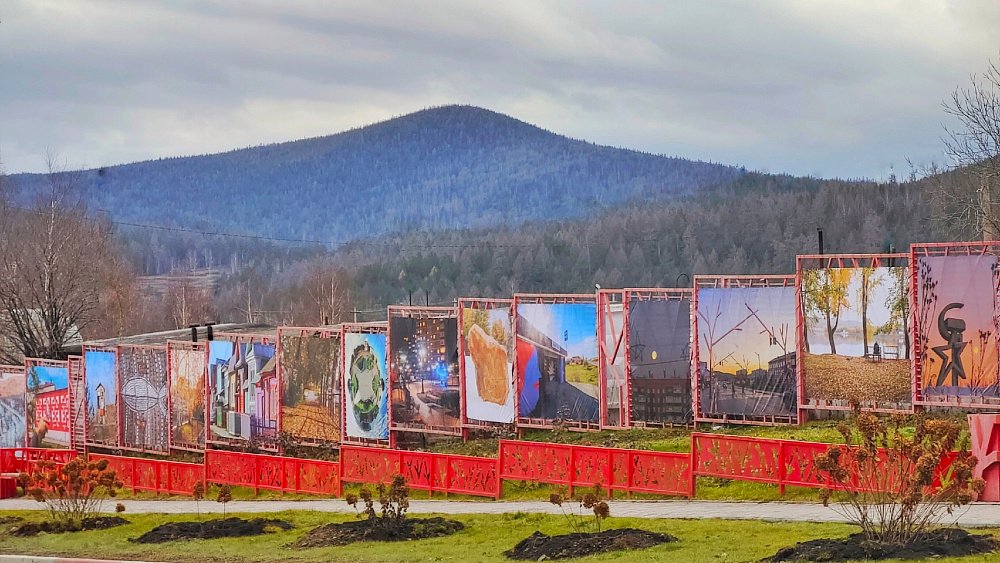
(346, 475), (410, 529)
(548, 486), (611, 533)
(192, 481), (205, 517)
(216, 484), (233, 517)
(18, 458), (123, 529)
(814, 412), (984, 545)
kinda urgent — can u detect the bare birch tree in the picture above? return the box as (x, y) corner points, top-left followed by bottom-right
(932, 56), (1000, 240)
(0, 157), (137, 362)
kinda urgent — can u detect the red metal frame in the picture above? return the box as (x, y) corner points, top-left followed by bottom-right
(692, 276), (798, 426)
(795, 253), (913, 414)
(624, 288), (695, 428)
(457, 298), (516, 430)
(92, 453), (206, 496)
(205, 449), (341, 497)
(276, 326), (342, 447)
(911, 242), (1000, 409)
(23, 358), (71, 448)
(512, 293), (601, 431)
(115, 344), (170, 455)
(67, 355), (85, 452)
(165, 340), (208, 453)
(597, 290), (627, 429)
(339, 322), (391, 448)
(386, 306), (464, 439)
(81, 346), (119, 450)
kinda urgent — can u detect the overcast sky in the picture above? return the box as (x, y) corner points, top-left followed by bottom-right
(2, 1), (998, 178)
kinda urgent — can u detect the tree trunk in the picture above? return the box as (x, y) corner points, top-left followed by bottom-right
(861, 274), (870, 356)
(825, 310), (837, 355)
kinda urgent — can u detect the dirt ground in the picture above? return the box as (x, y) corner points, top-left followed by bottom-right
(768, 528), (997, 561)
(281, 404), (340, 441)
(291, 516), (463, 548)
(505, 528), (677, 560)
(132, 517), (292, 543)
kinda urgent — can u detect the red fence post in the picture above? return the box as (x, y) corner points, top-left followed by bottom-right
(778, 440), (786, 496)
(568, 446), (575, 497)
(605, 450), (613, 499)
(688, 433), (697, 498)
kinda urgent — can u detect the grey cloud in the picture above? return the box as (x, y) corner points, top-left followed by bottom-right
(0, 0), (997, 178)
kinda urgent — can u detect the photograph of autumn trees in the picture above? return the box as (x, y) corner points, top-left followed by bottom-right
(279, 332), (341, 443)
(916, 254), (1000, 405)
(801, 266), (911, 410)
(167, 343), (207, 449)
(696, 284), (797, 422)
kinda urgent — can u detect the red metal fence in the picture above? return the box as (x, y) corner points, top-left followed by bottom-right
(0, 432), (971, 502)
(0, 448), (76, 474)
(340, 446), (500, 498)
(91, 454), (205, 496)
(205, 450), (341, 496)
(498, 440), (692, 497)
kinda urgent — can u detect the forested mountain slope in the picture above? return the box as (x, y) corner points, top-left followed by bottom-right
(10, 105), (743, 244)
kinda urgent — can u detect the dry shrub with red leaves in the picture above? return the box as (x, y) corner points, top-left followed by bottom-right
(18, 457), (123, 528)
(814, 412), (983, 545)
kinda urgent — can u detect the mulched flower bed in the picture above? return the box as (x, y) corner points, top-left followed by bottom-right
(505, 528), (677, 560)
(291, 517), (464, 548)
(767, 528), (998, 562)
(132, 517), (292, 544)
(11, 516), (128, 537)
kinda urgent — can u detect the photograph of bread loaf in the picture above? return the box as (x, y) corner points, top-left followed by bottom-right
(468, 323), (510, 405)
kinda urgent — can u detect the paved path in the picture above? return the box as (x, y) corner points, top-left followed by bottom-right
(4, 498), (1000, 526)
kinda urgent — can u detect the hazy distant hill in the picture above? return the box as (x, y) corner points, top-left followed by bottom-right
(10, 105), (743, 242)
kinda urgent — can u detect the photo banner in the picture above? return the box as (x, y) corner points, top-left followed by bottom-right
(628, 297), (692, 424)
(84, 349), (118, 446)
(516, 301), (600, 423)
(696, 285), (797, 422)
(208, 339), (279, 443)
(279, 331), (341, 443)
(916, 254), (1000, 404)
(0, 366), (26, 448)
(389, 314), (461, 430)
(801, 265), (911, 410)
(461, 306), (516, 424)
(600, 297), (626, 426)
(26, 360), (70, 447)
(343, 331), (389, 440)
(119, 346), (169, 452)
(168, 343), (207, 450)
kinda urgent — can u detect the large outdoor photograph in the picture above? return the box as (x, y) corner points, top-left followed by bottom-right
(0, 366), (26, 448)
(26, 362), (70, 448)
(916, 254), (1000, 403)
(84, 349), (118, 446)
(801, 266), (911, 409)
(628, 298), (692, 424)
(516, 302), (600, 423)
(280, 333), (340, 442)
(343, 332), (389, 440)
(462, 306), (516, 424)
(389, 316), (461, 430)
(119, 346), (169, 452)
(208, 340), (279, 442)
(697, 285), (797, 420)
(168, 343), (207, 449)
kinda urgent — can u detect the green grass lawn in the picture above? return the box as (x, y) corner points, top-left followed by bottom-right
(5, 509), (997, 563)
(565, 363), (599, 385)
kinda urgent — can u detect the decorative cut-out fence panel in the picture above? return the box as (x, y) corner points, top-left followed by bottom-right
(339, 445), (500, 498)
(204, 450), (340, 496)
(0, 448), (75, 474)
(90, 454), (204, 496)
(497, 440), (692, 497)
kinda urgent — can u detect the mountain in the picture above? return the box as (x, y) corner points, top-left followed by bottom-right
(9, 105), (744, 243)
